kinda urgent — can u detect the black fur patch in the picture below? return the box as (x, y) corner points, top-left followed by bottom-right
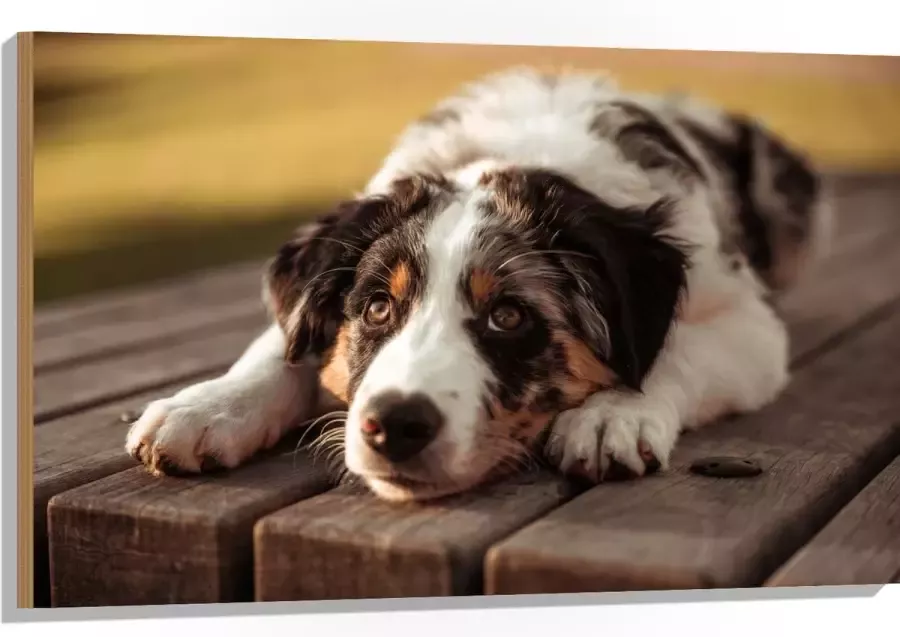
(591, 100), (705, 180)
(481, 168), (692, 392)
(678, 114), (821, 290)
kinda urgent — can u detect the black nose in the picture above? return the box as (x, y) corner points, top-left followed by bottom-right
(361, 391), (444, 463)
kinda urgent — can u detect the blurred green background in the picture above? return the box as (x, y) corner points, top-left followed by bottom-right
(33, 33), (900, 306)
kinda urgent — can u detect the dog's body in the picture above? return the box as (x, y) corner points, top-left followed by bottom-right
(126, 68), (831, 501)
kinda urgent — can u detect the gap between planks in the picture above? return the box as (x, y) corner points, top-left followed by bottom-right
(34, 316), (269, 423)
(764, 454), (900, 587)
(35, 261), (267, 372)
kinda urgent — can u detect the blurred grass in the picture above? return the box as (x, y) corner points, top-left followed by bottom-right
(33, 34), (900, 305)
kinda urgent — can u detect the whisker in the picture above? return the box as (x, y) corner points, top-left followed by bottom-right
(494, 249), (597, 275)
(493, 265), (568, 289)
(295, 411), (349, 448)
(324, 442), (347, 465)
(299, 422), (346, 452)
(306, 429), (346, 457)
(308, 236), (367, 256)
(325, 451), (347, 476)
(308, 236), (397, 283)
(292, 418), (346, 470)
(300, 267), (359, 296)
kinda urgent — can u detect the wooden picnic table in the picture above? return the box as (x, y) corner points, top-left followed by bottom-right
(33, 172), (900, 608)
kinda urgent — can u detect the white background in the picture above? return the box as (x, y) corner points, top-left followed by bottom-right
(2, 0), (899, 634)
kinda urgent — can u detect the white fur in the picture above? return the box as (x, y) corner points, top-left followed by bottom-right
(125, 324), (315, 472)
(127, 67), (805, 495)
(344, 194), (500, 500)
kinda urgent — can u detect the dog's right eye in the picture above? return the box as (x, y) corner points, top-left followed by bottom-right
(487, 299), (528, 333)
(364, 294), (393, 326)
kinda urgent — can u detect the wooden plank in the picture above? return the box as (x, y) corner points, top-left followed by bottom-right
(47, 447), (333, 607)
(32, 377), (218, 607)
(781, 229), (900, 362)
(34, 259), (265, 338)
(765, 455), (900, 587)
(35, 297), (265, 373)
(253, 471), (576, 601)
(484, 308), (900, 594)
(809, 179), (900, 265)
(34, 316), (267, 423)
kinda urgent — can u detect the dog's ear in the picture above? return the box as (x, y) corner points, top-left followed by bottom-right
(514, 170), (691, 391)
(263, 201), (365, 364)
(732, 116), (828, 290)
(590, 100), (704, 181)
(682, 113), (828, 291)
(567, 201), (690, 391)
(264, 177), (441, 364)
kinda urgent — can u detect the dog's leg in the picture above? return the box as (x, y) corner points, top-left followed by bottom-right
(546, 288), (789, 482)
(125, 323), (319, 475)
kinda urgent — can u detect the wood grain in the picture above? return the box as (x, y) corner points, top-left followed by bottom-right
(765, 455), (900, 586)
(32, 376), (218, 607)
(254, 471), (577, 601)
(804, 178), (900, 265)
(781, 229), (900, 362)
(35, 297), (265, 372)
(34, 317), (266, 423)
(484, 309), (900, 594)
(48, 448), (333, 607)
(34, 259), (264, 338)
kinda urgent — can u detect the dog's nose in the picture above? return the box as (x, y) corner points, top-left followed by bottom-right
(361, 391), (444, 462)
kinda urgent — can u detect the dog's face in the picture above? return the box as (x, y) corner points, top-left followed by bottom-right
(265, 168), (689, 501)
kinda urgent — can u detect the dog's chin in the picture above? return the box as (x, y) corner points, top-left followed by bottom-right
(362, 476), (477, 502)
(358, 472), (482, 503)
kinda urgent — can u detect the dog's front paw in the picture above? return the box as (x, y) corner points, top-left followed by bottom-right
(545, 393), (680, 484)
(125, 381), (266, 477)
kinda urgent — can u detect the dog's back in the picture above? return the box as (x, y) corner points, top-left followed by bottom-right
(366, 67), (832, 294)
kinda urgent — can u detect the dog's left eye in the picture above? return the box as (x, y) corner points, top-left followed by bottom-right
(488, 300), (526, 332)
(364, 294), (393, 326)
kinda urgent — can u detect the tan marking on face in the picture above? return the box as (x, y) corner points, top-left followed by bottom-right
(319, 323), (351, 404)
(389, 261), (412, 301)
(469, 268), (498, 306)
(556, 332), (617, 405)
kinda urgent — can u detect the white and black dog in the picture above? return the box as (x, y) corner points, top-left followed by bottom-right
(126, 67), (832, 502)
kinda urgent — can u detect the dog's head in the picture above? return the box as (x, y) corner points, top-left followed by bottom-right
(265, 168), (690, 501)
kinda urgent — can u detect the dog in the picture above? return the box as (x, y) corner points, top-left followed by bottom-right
(126, 67), (831, 502)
